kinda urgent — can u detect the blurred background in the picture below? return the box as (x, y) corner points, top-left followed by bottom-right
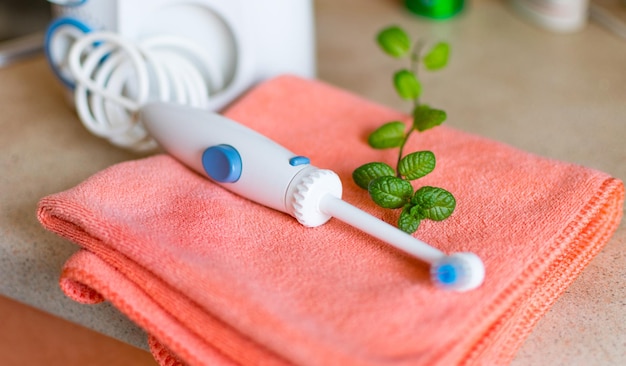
(0, 0), (50, 42)
(1, 1), (625, 365)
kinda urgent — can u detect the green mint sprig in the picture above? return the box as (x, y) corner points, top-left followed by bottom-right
(352, 25), (456, 234)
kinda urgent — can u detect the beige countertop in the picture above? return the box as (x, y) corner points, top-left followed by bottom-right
(1, 0), (625, 364)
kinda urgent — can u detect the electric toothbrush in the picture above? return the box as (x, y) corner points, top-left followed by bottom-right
(140, 102), (485, 291)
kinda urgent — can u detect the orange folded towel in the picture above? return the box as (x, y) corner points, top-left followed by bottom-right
(38, 76), (624, 365)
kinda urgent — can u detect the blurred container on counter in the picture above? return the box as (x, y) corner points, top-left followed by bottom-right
(405, 0), (465, 19)
(510, 0), (590, 32)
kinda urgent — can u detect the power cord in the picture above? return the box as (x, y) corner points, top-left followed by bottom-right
(67, 31), (225, 151)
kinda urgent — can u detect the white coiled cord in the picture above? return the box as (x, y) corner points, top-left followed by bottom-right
(67, 31), (225, 151)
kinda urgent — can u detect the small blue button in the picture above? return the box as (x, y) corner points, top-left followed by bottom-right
(202, 145), (242, 183)
(289, 156), (310, 166)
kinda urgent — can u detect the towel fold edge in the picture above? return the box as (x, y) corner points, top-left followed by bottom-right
(462, 177), (625, 365)
(37, 197), (294, 366)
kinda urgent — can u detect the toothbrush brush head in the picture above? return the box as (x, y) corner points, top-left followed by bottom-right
(431, 252), (485, 291)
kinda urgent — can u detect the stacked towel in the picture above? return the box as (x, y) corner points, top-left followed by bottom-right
(38, 76), (624, 365)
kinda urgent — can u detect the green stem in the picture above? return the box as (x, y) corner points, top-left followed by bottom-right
(410, 40), (424, 74)
(399, 43), (424, 176)
(396, 127), (415, 176)
(410, 40), (424, 109)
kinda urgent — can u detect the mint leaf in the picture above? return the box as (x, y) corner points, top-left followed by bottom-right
(377, 26), (411, 58)
(393, 69), (422, 100)
(399, 204), (421, 233)
(398, 151), (436, 180)
(423, 42), (450, 71)
(368, 176), (413, 209)
(411, 186), (456, 221)
(368, 121), (406, 149)
(413, 105), (447, 132)
(352, 162), (396, 190)
(408, 203), (425, 219)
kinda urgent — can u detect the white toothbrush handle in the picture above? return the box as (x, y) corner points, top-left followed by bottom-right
(319, 194), (485, 292)
(141, 102), (330, 216)
(319, 195), (444, 262)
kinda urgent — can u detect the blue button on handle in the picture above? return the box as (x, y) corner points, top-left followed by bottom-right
(289, 156), (310, 166)
(202, 145), (242, 183)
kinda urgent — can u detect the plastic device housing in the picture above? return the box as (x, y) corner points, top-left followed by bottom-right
(140, 102), (343, 224)
(44, 0), (316, 111)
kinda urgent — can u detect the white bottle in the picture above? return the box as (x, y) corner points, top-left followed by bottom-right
(510, 0), (590, 33)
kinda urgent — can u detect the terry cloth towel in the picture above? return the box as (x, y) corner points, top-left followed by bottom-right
(38, 76), (624, 366)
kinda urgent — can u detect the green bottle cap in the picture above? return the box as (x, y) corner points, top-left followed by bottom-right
(405, 0), (465, 20)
